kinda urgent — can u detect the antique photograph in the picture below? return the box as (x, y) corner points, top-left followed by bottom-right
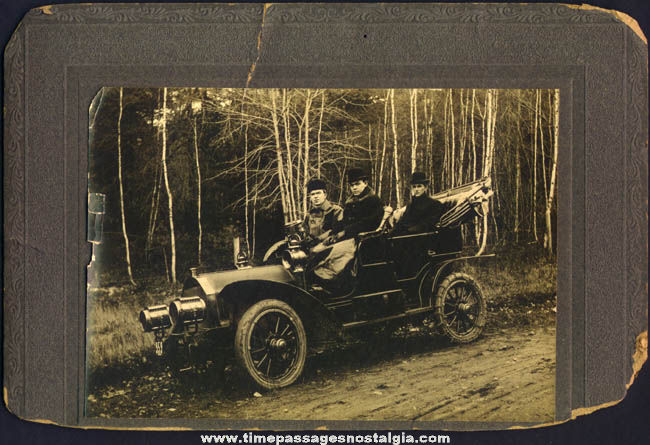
(85, 87), (558, 422)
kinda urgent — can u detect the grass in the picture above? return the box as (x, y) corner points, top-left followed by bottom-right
(86, 278), (182, 387)
(461, 248), (555, 302)
(86, 246), (557, 387)
(457, 245), (557, 329)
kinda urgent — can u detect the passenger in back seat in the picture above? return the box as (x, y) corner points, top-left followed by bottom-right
(392, 171), (451, 236)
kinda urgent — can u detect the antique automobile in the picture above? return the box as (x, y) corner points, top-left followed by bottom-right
(139, 177), (494, 389)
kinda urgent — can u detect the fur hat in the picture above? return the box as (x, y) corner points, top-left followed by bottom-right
(306, 178), (327, 193)
(347, 167), (370, 183)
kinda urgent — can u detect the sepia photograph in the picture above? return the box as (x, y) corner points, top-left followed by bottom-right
(85, 87), (558, 422)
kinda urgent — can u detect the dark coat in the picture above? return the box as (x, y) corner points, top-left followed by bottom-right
(334, 187), (384, 239)
(393, 194), (450, 235)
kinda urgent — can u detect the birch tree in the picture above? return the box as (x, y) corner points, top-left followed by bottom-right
(281, 89), (297, 221)
(378, 90), (389, 194)
(532, 90), (539, 242)
(161, 87), (177, 283)
(471, 89), (477, 182)
(390, 89), (402, 207)
(514, 90), (522, 243)
(449, 90), (456, 187)
(409, 89), (418, 173)
(269, 89), (290, 224)
(191, 98), (203, 265)
(244, 122), (251, 255)
(477, 89), (498, 256)
(316, 91), (325, 177)
(544, 89), (560, 254)
(117, 87), (136, 285)
(302, 90), (313, 215)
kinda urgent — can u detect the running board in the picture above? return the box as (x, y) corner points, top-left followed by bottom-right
(342, 306), (433, 329)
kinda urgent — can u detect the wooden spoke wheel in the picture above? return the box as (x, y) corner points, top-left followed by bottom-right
(235, 299), (307, 389)
(434, 272), (487, 343)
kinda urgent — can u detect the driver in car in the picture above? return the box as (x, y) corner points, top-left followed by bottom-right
(311, 167), (384, 292)
(303, 178), (343, 251)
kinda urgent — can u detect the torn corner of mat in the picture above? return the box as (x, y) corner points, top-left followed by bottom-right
(569, 330), (648, 420)
(570, 399), (623, 420)
(628, 330), (648, 390)
(510, 330), (648, 429)
(565, 3), (647, 44)
(36, 5), (55, 15)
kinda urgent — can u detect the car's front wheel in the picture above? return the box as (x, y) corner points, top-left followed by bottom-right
(235, 299), (307, 389)
(434, 272), (487, 343)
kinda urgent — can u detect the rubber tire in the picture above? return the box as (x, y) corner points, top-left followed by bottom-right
(235, 299), (307, 389)
(434, 272), (487, 343)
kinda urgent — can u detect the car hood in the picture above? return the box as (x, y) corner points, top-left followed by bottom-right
(187, 264), (295, 296)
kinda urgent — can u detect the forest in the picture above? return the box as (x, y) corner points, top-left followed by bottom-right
(89, 87), (559, 286)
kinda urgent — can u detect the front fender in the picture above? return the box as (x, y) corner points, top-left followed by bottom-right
(187, 264), (294, 296)
(263, 240), (288, 263)
(219, 280), (341, 340)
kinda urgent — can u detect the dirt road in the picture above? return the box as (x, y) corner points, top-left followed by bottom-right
(87, 323), (555, 423)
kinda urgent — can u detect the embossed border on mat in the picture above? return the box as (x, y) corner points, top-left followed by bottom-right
(3, 2), (647, 430)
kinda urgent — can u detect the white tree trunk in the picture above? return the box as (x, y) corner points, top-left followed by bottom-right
(368, 124), (374, 181)
(117, 87), (136, 286)
(193, 115), (203, 265)
(443, 91), (449, 188)
(378, 90), (389, 195)
(545, 89), (560, 254)
(476, 204), (489, 256)
(450, 90), (455, 187)
(270, 89), (290, 224)
(458, 89), (468, 185)
(540, 93), (548, 209)
(477, 89), (498, 254)
(161, 87), (176, 283)
(410, 89), (418, 173)
(471, 89), (476, 181)
(390, 89), (402, 207)
(281, 89), (296, 221)
(427, 94), (435, 189)
(251, 153), (261, 257)
(515, 90), (522, 243)
(316, 91), (325, 177)
(533, 90), (539, 242)
(302, 90), (313, 216)
(244, 123), (250, 255)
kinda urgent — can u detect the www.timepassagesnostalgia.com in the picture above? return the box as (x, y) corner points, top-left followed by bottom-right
(200, 432), (451, 445)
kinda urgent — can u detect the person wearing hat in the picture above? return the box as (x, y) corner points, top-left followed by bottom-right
(327, 167), (385, 243)
(392, 171), (450, 235)
(303, 178), (343, 247)
(311, 167), (385, 291)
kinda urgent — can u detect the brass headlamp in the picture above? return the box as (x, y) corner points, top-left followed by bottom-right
(281, 234), (308, 272)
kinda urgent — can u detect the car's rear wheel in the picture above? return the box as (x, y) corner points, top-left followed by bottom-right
(235, 299), (307, 389)
(434, 272), (486, 343)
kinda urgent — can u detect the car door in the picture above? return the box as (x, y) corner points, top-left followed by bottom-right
(352, 234), (405, 319)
